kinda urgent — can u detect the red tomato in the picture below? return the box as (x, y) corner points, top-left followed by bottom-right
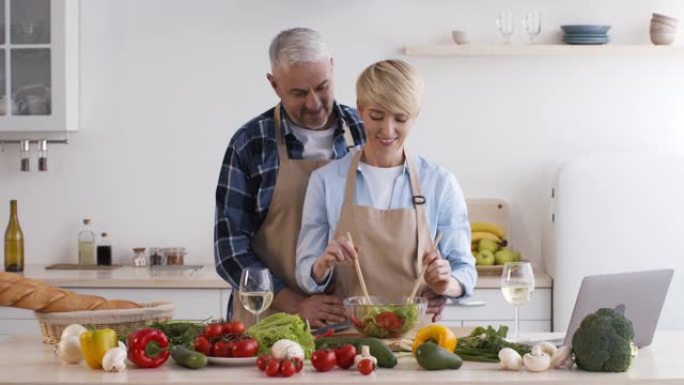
(212, 340), (233, 357)
(230, 321), (246, 336)
(291, 357), (304, 373)
(358, 359), (374, 375)
(194, 335), (212, 356)
(376, 311), (402, 331)
(280, 359), (296, 377)
(204, 323), (224, 339)
(265, 359), (281, 377)
(335, 344), (357, 369)
(311, 349), (337, 372)
(256, 354), (271, 371)
(232, 338), (259, 357)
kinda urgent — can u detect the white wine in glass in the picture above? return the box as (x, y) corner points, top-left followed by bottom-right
(500, 262), (535, 342)
(239, 267), (273, 324)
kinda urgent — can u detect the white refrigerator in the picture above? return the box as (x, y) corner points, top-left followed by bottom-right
(546, 150), (684, 332)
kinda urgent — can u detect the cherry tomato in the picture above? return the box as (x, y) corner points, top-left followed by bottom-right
(204, 323), (224, 339)
(229, 321), (246, 336)
(194, 335), (212, 356)
(376, 311), (402, 331)
(232, 338), (259, 357)
(212, 340), (233, 357)
(311, 349), (336, 372)
(265, 359), (281, 377)
(291, 357), (304, 373)
(280, 359), (296, 377)
(335, 344), (357, 369)
(358, 359), (374, 375)
(256, 354), (271, 371)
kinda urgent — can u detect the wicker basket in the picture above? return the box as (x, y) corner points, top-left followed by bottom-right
(34, 301), (175, 345)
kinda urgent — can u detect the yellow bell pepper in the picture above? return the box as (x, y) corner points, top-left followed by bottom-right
(412, 324), (457, 354)
(79, 328), (119, 369)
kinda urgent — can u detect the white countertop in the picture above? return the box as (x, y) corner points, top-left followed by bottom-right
(0, 332), (679, 384)
(13, 264), (552, 289)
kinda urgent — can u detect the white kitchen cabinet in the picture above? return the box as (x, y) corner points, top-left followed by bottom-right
(441, 288), (552, 332)
(0, 0), (79, 138)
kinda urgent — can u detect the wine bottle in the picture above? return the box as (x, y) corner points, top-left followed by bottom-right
(4, 200), (24, 272)
(78, 219), (95, 265)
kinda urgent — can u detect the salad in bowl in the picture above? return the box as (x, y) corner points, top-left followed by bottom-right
(343, 296), (427, 338)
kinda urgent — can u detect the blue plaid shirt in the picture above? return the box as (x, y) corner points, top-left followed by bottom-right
(214, 102), (365, 296)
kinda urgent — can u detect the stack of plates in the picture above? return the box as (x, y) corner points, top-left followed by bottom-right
(561, 25), (611, 45)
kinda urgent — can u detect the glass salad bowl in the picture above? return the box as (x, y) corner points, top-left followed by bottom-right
(343, 296), (427, 339)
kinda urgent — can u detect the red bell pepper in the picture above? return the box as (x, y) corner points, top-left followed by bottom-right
(127, 328), (170, 368)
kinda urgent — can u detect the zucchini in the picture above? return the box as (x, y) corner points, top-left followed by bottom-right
(171, 345), (208, 369)
(315, 336), (397, 368)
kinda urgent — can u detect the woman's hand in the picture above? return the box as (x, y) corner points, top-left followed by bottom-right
(422, 248), (459, 296)
(311, 237), (358, 284)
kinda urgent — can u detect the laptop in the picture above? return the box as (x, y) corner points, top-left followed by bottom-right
(558, 269), (674, 348)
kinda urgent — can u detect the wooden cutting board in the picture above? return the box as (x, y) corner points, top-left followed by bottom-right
(45, 263), (122, 270)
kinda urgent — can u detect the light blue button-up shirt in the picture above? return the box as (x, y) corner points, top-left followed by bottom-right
(295, 149), (477, 299)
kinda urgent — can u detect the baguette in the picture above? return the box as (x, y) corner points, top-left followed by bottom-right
(0, 272), (142, 312)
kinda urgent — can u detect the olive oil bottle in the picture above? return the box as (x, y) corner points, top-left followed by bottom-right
(4, 200), (24, 272)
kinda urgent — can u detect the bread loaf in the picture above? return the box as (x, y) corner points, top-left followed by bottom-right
(0, 272), (141, 312)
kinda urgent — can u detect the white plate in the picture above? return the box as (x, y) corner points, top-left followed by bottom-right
(207, 356), (258, 366)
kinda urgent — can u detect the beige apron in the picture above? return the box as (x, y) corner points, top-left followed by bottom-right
(231, 104), (355, 325)
(332, 149), (433, 300)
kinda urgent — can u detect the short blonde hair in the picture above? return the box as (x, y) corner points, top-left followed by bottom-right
(356, 59), (424, 117)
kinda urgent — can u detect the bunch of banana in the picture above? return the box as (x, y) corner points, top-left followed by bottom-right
(470, 222), (522, 266)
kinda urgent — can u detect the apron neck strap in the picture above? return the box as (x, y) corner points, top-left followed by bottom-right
(274, 103), (356, 161)
(343, 148), (425, 208)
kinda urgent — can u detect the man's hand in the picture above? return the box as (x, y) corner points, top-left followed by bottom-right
(297, 294), (347, 328)
(422, 248), (452, 295)
(421, 287), (447, 322)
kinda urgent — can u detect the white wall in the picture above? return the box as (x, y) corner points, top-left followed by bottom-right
(1, 0), (684, 268)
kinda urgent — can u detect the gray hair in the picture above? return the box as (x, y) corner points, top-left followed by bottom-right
(269, 28), (330, 72)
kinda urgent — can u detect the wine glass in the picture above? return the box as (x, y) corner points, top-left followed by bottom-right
(239, 267), (273, 324)
(496, 11), (514, 44)
(500, 262), (535, 342)
(522, 11), (542, 43)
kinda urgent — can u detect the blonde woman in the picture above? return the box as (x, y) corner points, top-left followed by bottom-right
(295, 60), (476, 321)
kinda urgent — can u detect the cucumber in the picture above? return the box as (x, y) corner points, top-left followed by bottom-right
(171, 345), (208, 369)
(415, 342), (462, 370)
(315, 336), (397, 368)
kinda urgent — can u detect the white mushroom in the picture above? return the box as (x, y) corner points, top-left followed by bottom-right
(498, 348), (523, 371)
(550, 345), (574, 369)
(271, 339), (305, 361)
(523, 350), (551, 372)
(102, 342), (127, 372)
(533, 341), (558, 357)
(56, 335), (82, 364)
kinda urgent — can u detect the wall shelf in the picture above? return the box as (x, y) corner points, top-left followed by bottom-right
(404, 44), (684, 57)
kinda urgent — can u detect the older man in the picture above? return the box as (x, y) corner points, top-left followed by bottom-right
(214, 28), (365, 327)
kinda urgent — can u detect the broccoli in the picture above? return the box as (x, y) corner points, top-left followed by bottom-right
(572, 308), (636, 372)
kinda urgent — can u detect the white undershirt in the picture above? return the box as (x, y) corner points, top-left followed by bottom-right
(290, 122), (336, 160)
(358, 162), (404, 210)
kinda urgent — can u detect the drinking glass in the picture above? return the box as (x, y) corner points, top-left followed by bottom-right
(239, 267), (274, 323)
(496, 11), (514, 44)
(500, 262), (535, 342)
(522, 11), (542, 43)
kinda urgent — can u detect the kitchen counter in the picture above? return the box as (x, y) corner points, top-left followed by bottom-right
(0, 332), (680, 384)
(13, 264), (553, 289)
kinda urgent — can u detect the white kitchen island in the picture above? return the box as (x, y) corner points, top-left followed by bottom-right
(0, 332), (680, 384)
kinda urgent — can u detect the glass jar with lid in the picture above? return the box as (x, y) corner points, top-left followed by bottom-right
(164, 247), (185, 265)
(132, 247), (147, 267)
(149, 247), (164, 266)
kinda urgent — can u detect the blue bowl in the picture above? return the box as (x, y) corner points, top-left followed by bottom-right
(561, 25), (611, 35)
